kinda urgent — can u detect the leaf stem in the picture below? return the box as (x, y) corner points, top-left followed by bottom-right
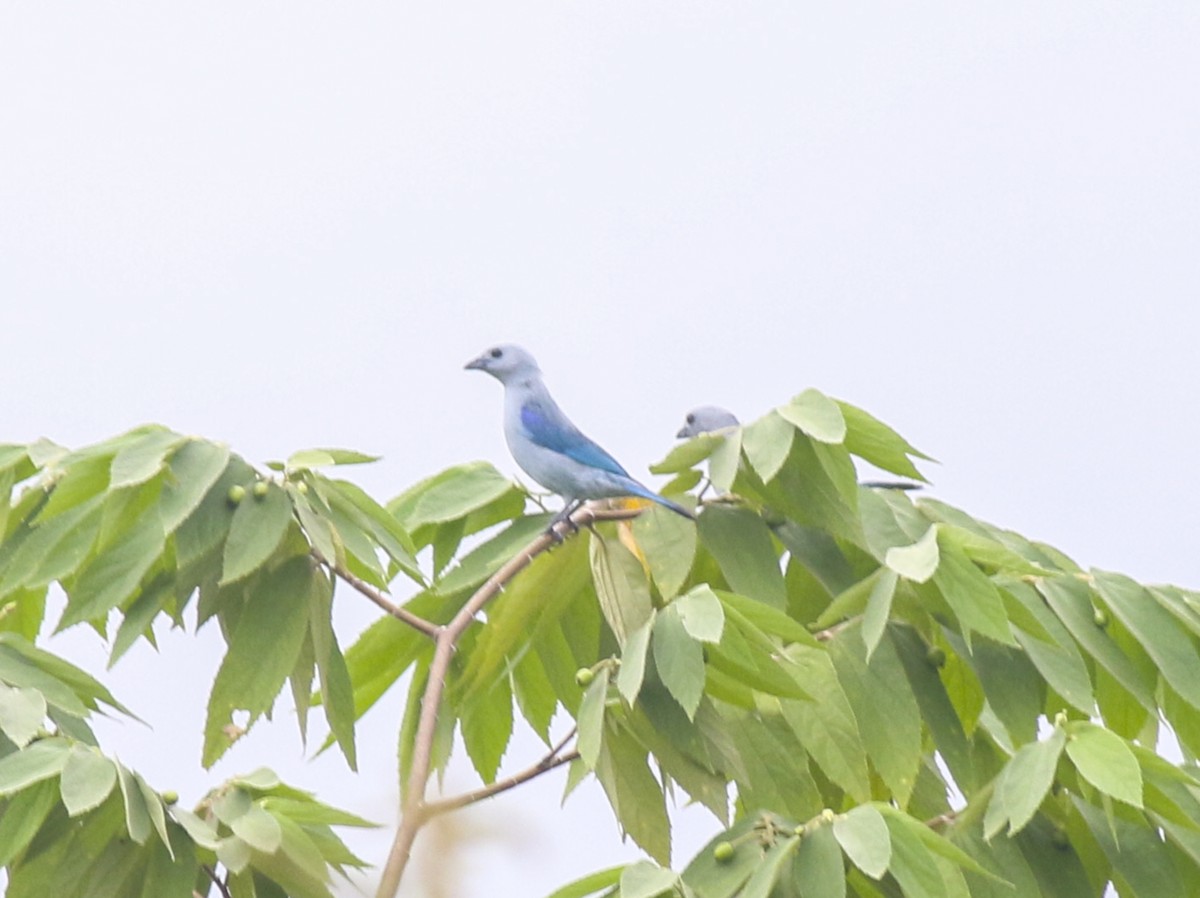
(316, 550), (441, 639)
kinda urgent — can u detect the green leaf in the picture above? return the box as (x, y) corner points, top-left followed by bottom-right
(0, 737), (70, 794)
(697, 505), (786, 608)
(861, 568), (898, 661)
(707, 428), (742, 492)
(759, 436), (863, 546)
(158, 440), (232, 533)
(220, 484), (294, 584)
(884, 526), (939, 583)
(741, 411), (795, 482)
(203, 558), (318, 767)
(116, 762), (152, 845)
(0, 684), (47, 748)
(794, 823), (845, 898)
(594, 721), (670, 865)
(577, 666), (610, 769)
(1074, 797), (1185, 898)
(461, 674), (514, 784)
(230, 803), (283, 852)
(653, 606), (705, 720)
(1065, 722), (1142, 808)
(59, 744), (117, 816)
(617, 617), (653, 705)
(716, 589), (819, 647)
(309, 574), (356, 770)
(779, 389), (847, 444)
(837, 401), (930, 480)
(1092, 569), (1200, 711)
(286, 448), (380, 469)
(619, 861), (679, 898)
(632, 504), (696, 600)
(741, 836), (800, 898)
(681, 816), (764, 897)
(829, 628), (922, 808)
(650, 432), (726, 475)
(0, 778), (58, 865)
(58, 505), (165, 628)
(590, 533), (652, 646)
(540, 865), (623, 898)
(881, 812), (948, 898)
(434, 514), (549, 595)
(674, 585), (725, 643)
(833, 804), (891, 879)
(109, 429), (185, 490)
(986, 727), (1067, 838)
(391, 462), (516, 529)
(929, 539), (1016, 647)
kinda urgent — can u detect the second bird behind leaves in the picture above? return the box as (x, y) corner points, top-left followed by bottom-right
(465, 344), (694, 528)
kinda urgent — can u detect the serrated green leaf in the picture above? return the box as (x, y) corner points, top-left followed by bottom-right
(674, 585), (724, 644)
(833, 804), (891, 879)
(837, 401), (930, 480)
(882, 812), (948, 898)
(620, 860), (679, 898)
(171, 806), (219, 849)
(632, 503), (696, 600)
(0, 737), (70, 794)
(716, 589), (819, 647)
(578, 666), (610, 769)
(309, 574), (356, 769)
(1093, 569), (1200, 711)
(1074, 797), (1185, 898)
(884, 526), (939, 583)
(794, 823), (845, 898)
(59, 744), (117, 816)
(697, 505), (786, 609)
(0, 684), (47, 748)
(116, 762), (152, 845)
(436, 514), (551, 595)
(595, 721), (670, 865)
(759, 435), (862, 546)
(650, 433), (726, 475)
(861, 568), (898, 661)
(60, 506), (166, 628)
(286, 448), (380, 470)
(930, 539), (1016, 647)
(393, 462), (516, 529)
(230, 803), (283, 852)
(203, 558), (318, 767)
(220, 484), (293, 584)
(653, 606), (705, 720)
(707, 429), (742, 493)
(0, 777), (57, 865)
(109, 429), (185, 490)
(461, 674), (514, 784)
(829, 628), (921, 808)
(590, 532), (652, 646)
(1066, 722), (1142, 807)
(617, 617), (653, 705)
(987, 727), (1067, 838)
(779, 389), (847, 444)
(540, 865), (624, 898)
(741, 411), (795, 483)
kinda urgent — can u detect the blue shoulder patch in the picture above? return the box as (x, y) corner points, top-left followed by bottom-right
(521, 403), (629, 477)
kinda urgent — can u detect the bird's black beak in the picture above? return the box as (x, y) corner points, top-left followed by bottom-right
(464, 356), (487, 371)
(676, 426), (690, 439)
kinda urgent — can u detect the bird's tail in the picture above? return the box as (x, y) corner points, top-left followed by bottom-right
(624, 481), (695, 520)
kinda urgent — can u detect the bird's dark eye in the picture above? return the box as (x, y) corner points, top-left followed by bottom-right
(686, 414), (695, 424)
(489, 348), (503, 359)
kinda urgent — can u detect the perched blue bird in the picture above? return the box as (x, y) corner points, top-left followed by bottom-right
(466, 344), (694, 526)
(677, 405), (740, 438)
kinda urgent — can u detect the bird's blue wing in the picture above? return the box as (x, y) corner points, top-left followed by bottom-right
(521, 402), (630, 477)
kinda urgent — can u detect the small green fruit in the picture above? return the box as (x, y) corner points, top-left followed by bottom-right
(161, 790), (179, 805)
(713, 841), (735, 863)
(926, 646), (947, 668)
(575, 668), (595, 687)
(253, 481), (270, 499)
(227, 485), (246, 505)
(1092, 607), (1109, 628)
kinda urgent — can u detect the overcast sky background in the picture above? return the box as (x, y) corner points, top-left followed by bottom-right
(2, 3), (1199, 896)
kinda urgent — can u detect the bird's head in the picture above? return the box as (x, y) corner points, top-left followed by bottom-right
(677, 405), (740, 438)
(464, 344), (541, 385)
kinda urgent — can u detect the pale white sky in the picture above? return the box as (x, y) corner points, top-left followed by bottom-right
(2, 3), (1198, 896)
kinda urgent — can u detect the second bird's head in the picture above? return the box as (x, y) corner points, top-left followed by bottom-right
(465, 344), (541, 385)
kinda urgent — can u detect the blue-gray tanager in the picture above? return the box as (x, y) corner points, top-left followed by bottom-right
(675, 405), (921, 491)
(466, 344), (694, 525)
(677, 406), (740, 438)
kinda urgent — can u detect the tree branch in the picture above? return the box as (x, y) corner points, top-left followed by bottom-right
(424, 726), (580, 818)
(374, 503), (641, 898)
(201, 865), (233, 898)
(315, 550), (441, 639)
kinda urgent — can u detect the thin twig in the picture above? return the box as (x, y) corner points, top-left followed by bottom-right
(201, 865), (233, 898)
(314, 550), (441, 639)
(424, 748), (580, 817)
(374, 503), (641, 898)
